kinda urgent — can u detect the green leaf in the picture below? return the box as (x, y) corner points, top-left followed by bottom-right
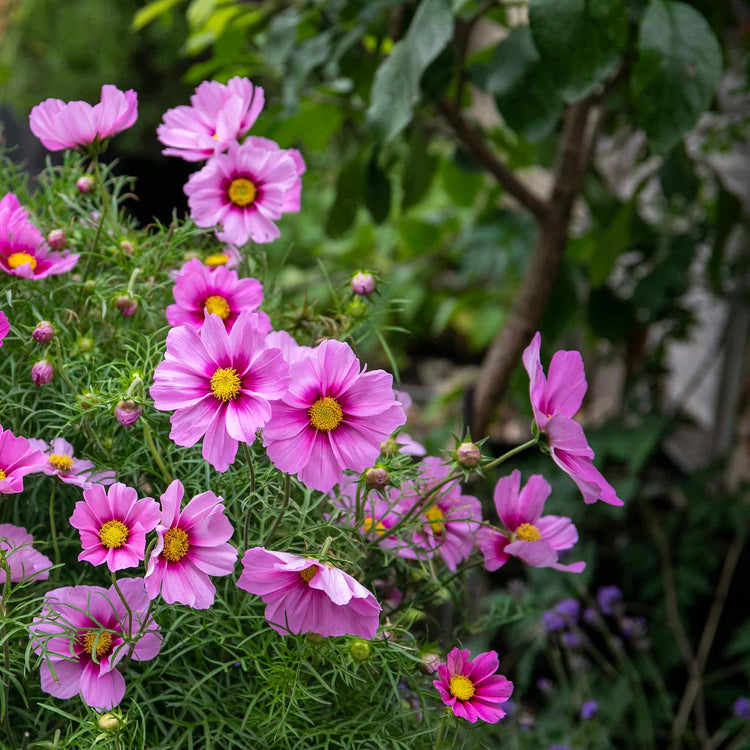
(589, 199), (635, 287)
(632, 1), (722, 154)
(472, 27), (563, 142)
(367, 0), (454, 142)
(441, 156), (484, 207)
(529, 0), (628, 102)
(132, 0), (185, 29)
(365, 156), (392, 224)
(401, 130), (438, 211)
(326, 158), (363, 238)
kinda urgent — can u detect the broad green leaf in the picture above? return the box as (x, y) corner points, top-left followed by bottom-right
(326, 158), (363, 238)
(632, 1), (722, 153)
(472, 27), (562, 142)
(365, 156), (392, 224)
(132, 0), (185, 30)
(441, 156), (484, 207)
(401, 130), (438, 211)
(529, 0), (628, 102)
(367, 0), (454, 142)
(589, 199), (635, 287)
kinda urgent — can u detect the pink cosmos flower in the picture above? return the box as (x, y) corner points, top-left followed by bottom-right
(28, 437), (116, 489)
(0, 426), (46, 494)
(523, 332), (622, 506)
(29, 85), (138, 151)
(0, 311), (8, 347)
(433, 648), (513, 724)
(30, 578), (161, 710)
(265, 329), (314, 365)
(0, 524), (52, 583)
(476, 470), (585, 573)
(389, 457), (481, 572)
(244, 137), (306, 214)
(237, 547), (381, 639)
(166, 257), (268, 333)
(150, 311), (289, 472)
(145, 479), (237, 609)
(263, 339), (406, 492)
(157, 77), (265, 162)
(185, 139), (300, 246)
(69, 482), (160, 572)
(0, 194), (79, 279)
(169, 245), (242, 281)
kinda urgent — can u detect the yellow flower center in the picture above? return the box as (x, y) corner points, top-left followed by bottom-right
(212, 132), (220, 140)
(299, 565), (318, 584)
(204, 252), (229, 267)
(210, 367), (242, 401)
(82, 630), (113, 658)
(49, 454), (74, 474)
(308, 396), (343, 432)
(424, 505), (445, 535)
(99, 520), (129, 549)
(161, 527), (190, 563)
(449, 674), (475, 701)
(227, 178), (257, 207)
(204, 294), (231, 320)
(363, 517), (386, 536)
(0, 469), (5, 482)
(516, 522), (542, 542)
(8, 252), (37, 270)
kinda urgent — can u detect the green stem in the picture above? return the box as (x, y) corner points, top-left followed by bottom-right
(481, 436), (539, 472)
(142, 420), (173, 483)
(126, 266), (141, 295)
(110, 573), (133, 636)
(318, 536), (334, 560)
(54, 338), (77, 394)
(83, 158), (110, 279)
(48, 483), (61, 581)
(262, 474), (291, 546)
(0, 554), (13, 740)
(434, 711), (449, 750)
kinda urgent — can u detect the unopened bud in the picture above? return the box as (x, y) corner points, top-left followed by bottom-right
(31, 359), (54, 386)
(78, 336), (94, 352)
(120, 240), (134, 255)
(379, 437), (399, 457)
(419, 652), (441, 674)
(47, 229), (67, 250)
(351, 271), (376, 296)
(116, 294), (138, 317)
(456, 441), (481, 468)
(346, 297), (367, 319)
(365, 466), (390, 490)
(97, 713), (120, 731)
(349, 639), (371, 662)
(306, 633), (325, 644)
(32, 320), (54, 344)
(78, 391), (97, 410)
(76, 175), (95, 193)
(115, 399), (142, 427)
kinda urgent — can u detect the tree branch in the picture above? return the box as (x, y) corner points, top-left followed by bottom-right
(439, 99), (549, 223)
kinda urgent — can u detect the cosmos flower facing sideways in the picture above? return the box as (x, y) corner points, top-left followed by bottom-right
(237, 547), (381, 639)
(0, 524), (53, 583)
(69, 483), (160, 572)
(477, 470), (585, 573)
(150, 311), (289, 472)
(157, 77), (265, 162)
(263, 339), (406, 492)
(0, 425), (46, 494)
(29, 578), (161, 710)
(433, 648), (514, 723)
(523, 332), (622, 506)
(166, 257), (267, 333)
(0, 311), (8, 348)
(185, 139), (301, 246)
(0, 194), (79, 280)
(145, 479), (237, 609)
(28, 437), (116, 489)
(29, 84), (138, 152)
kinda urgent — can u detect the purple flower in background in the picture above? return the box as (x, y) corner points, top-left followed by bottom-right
(542, 610), (566, 633)
(554, 598), (580, 624)
(561, 631), (581, 649)
(536, 677), (554, 695)
(597, 585), (623, 615)
(732, 697), (750, 721)
(619, 615), (647, 640)
(583, 607), (599, 624)
(581, 700), (599, 720)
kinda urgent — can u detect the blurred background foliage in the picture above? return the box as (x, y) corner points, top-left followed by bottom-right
(1, 0), (748, 747)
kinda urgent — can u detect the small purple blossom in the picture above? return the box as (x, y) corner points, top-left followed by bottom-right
(536, 677), (554, 695)
(554, 598), (580, 624)
(732, 697), (750, 721)
(583, 607), (599, 624)
(597, 585), (623, 615)
(561, 631), (581, 649)
(76, 175), (95, 193)
(581, 700), (598, 720)
(619, 615), (647, 640)
(542, 610), (566, 633)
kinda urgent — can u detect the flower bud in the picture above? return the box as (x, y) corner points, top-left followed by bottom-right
(31, 359), (54, 386)
(379, 437), (399, 457)
(365, 466), (390, 490)
(115, 294), (138, 317)
(47, 229), (67, 250)
(306, 633), (325, 644)
(78, 391), (97, 410)
(120, 240), (134, 255)
(97, 713), (120, 731)
(351, 271), (376, 296)
(32, 320), (55, 344)
(78, 336), (94, 352)
(456, 441), (481, 468)
(76, 175), (95, 193)
(346, 298), (367, 320)
(115, 399), (142, 427)
(419, 652), (440, 674)
(349, 639), (371, 662)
